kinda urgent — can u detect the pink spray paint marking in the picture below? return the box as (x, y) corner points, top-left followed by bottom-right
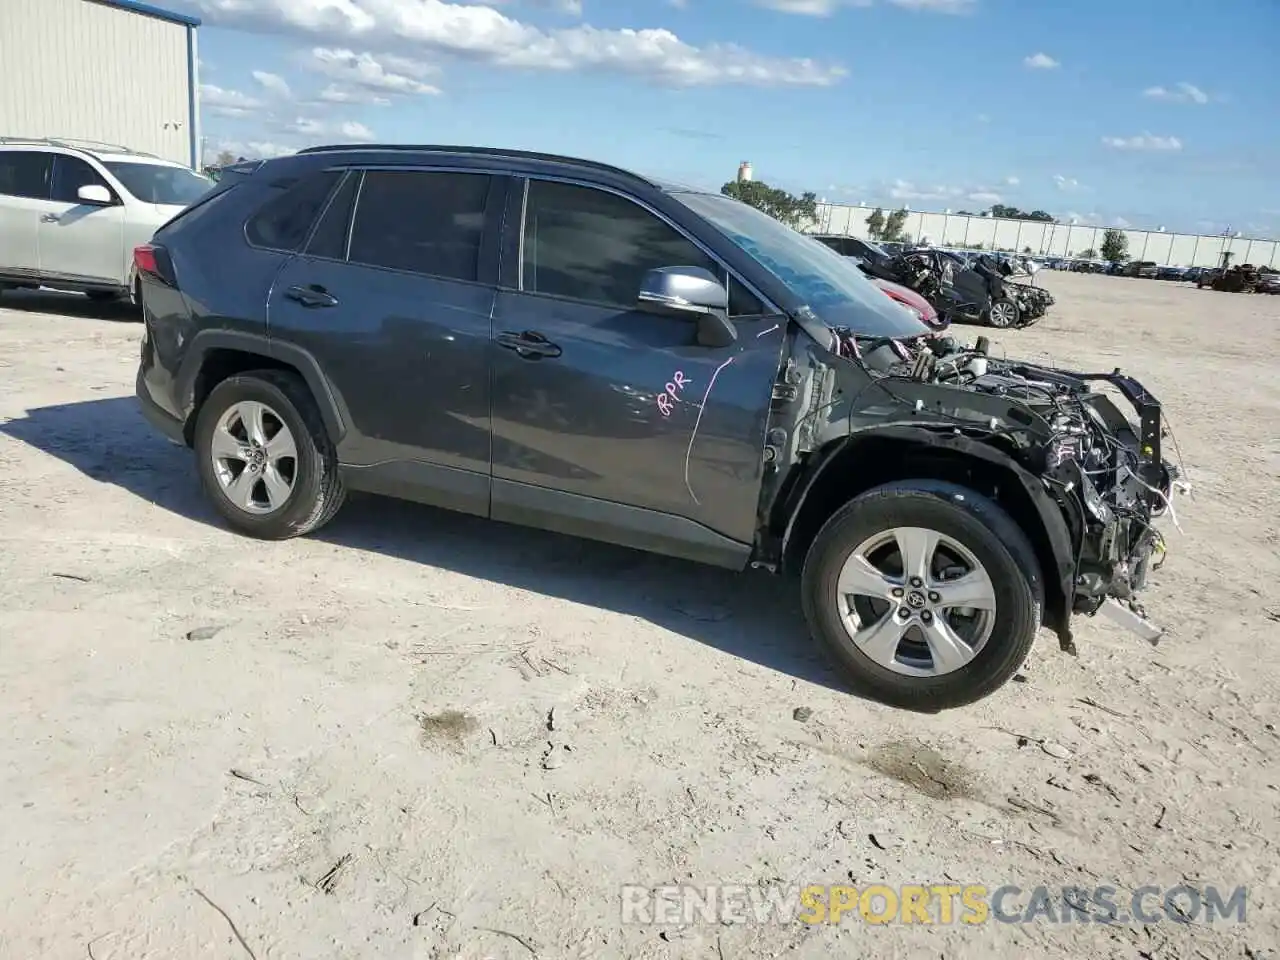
(656, 370), (690, 418)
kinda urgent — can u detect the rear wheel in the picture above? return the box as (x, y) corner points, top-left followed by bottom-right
(800, 480), (1043, 711)
(193, 370), (346, 540)
(986, 298), (1020, 328)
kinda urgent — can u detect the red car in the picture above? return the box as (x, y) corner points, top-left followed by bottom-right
(869, 276), (947, 332)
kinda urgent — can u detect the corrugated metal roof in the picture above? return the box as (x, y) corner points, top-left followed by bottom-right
(87, 0), (201, 28)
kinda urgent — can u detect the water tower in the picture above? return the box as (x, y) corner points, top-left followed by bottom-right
(737, 161), (753, 183)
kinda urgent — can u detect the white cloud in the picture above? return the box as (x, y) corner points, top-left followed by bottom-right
(1102, 133), (1183, 151)
(1003, 175), (1019, 186)
(199, 83), (264, 118)
(1109, 217), (1132, 228)
(1023, 52), (1059, 69)
(757, 0), (971, 13)
(754, 0), (870, 13)
(252, 70), (292, 97)
(1053, 174), (1082, 191)
(316, 83), (391, 106)
(1143, 82), (1208, 104)
(887, 179), (1000, 205)
(307, 47), (442, 96)
(888, 0), (974, 11)
(204, 138), (296, 162)
(287, 118), (377, 141)
(190, 0), (846, 87)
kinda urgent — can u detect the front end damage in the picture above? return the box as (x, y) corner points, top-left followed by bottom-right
(764, 321), (1182, 654)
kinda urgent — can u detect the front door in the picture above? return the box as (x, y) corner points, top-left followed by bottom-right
(489, 177), (785, 562)
(0, 150), (52, 275)
(38, 155), (126, 284)
(266, 167), (504, 518)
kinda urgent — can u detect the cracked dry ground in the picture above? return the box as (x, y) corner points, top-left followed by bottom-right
(1, 273), (1277, 960)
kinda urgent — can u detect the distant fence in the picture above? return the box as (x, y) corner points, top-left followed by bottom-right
(809, 204), (1280, 269)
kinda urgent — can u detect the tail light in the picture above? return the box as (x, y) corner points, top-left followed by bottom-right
(133, 243), (176, 286)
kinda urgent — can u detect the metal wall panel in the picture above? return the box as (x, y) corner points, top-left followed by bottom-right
(810, 202), (1280, 268)
(0, 0), (193, 164)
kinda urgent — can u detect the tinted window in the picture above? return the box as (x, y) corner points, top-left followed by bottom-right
(347, 170), (490, 282)
(245, 170), (342, 252)
(522, 180), (723, 310)
(0, 151), (52, 199)
(51, 155), (113, 203)
(102, 161), (213, 206)
(305, 171), (358, 260)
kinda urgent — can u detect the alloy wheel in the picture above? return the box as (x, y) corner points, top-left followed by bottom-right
(209, 400), (298, 515)
(989, 301), (1017, 327)
(835, 526), (997, 677)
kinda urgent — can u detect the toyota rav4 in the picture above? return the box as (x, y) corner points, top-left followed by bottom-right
(134, 145), (1180, 710)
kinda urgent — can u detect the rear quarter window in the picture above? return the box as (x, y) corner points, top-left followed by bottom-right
(244, 170), (343, 252)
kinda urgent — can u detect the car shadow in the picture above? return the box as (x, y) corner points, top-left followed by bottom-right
(1, 397), (846, 693)
(0, 289), (140, 322)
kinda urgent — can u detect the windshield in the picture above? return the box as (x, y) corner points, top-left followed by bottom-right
(675, 192), (932, 338)
(103, 161), (214, 206)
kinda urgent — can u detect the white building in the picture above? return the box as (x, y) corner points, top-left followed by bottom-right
(0, 0), (201, 167)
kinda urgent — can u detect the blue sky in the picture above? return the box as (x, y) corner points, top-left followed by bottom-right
(177, 0), (1280, 237)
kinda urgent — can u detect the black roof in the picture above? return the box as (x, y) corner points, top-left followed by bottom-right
(294, 143), (657, 189)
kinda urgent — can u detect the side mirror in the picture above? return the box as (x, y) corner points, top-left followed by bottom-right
(637, 266), (737, 348)
(77, 184), (113, 205)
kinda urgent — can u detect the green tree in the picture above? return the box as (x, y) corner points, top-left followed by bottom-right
(1078, 248), (1098, 259)
(1099, 229), (1129, 262)
(882, 208), (910, 242)
(990, 203), (1057, 223)
(720, 179), (818, 230)
(865, 207), (887, 239)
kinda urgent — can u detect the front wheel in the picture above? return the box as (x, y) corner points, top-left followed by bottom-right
(800, 480), (1043, 711)
(986, 298), (1020, 328)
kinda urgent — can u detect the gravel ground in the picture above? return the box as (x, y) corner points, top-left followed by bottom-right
(1, 273), (1277, 960)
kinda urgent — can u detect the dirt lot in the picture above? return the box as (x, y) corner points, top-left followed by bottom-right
(1, 273), (1277, 960)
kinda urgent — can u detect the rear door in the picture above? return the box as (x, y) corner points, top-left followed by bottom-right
(266, 166), (504, 518)
(0, 150), (52, 275)
(39, 154), (127, 284)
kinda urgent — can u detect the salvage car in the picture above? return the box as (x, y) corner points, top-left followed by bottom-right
(134, 145), (1179, 711)
(894, 247), (1054, 328)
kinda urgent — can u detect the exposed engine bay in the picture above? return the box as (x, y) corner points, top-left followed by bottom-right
(831, 327), (1183, 649)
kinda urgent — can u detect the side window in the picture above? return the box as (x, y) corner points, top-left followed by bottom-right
(244, 169), (342, 252)
(50, 155), (113, 204)
(0, 151), (53, 199)
(521, 179), (719, 310)
(346, 170), (490, 282)
(305, 170), (359, 260)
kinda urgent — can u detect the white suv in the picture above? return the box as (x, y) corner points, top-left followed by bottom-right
(0, 138), (214, 305)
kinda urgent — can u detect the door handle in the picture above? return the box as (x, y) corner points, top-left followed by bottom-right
(40, 214), (60, 223)
(284, 283), (338, 308)
(496, 330), (562, 360)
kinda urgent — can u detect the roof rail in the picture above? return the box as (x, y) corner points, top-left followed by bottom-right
(0, 135), (158, 158)
(294, 143), (654, 186)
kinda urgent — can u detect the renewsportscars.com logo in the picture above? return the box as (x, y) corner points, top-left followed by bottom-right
(620, 883), (1248, 926)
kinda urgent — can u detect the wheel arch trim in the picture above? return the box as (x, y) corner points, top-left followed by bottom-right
(175, 329), (348, 443)
(777, 425), (1076, 642)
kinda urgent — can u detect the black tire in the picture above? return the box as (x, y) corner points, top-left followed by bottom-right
(800, 480), (1043, 712)
(193, 370), (346, 540)
(985, 298), (1020, 328)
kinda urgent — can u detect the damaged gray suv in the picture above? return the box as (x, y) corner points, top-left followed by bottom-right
(134, 145), (1181, 710)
